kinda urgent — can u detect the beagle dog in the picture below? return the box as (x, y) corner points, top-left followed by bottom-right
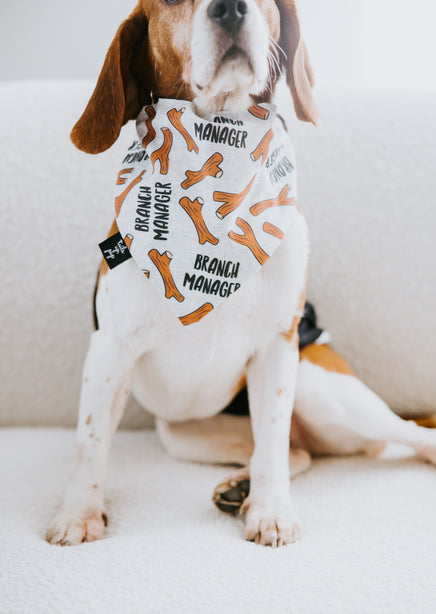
(46, 0), (436, 548)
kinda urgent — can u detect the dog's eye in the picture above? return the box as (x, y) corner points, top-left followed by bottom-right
(163, 0), (183, 4)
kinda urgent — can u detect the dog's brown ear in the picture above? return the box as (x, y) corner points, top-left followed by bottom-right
(71, 8), (153, 154)
(277, 0), (319, 126)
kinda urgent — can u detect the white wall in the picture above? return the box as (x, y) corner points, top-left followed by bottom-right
(298, 0), (362, 88)
(1, 0), (435, 90)
(0, 0), (136, 80)
(360, 0), (436, 91)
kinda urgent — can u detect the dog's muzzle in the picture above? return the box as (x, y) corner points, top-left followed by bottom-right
(207, 0), (248, 36)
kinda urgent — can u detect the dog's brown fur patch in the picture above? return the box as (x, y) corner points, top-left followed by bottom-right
(300, 344), (355, 376)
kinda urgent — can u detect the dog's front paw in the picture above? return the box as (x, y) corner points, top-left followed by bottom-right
(212, 467), (250, 514)
(46, 508), (108, 546)
(242, 498), (301, 547)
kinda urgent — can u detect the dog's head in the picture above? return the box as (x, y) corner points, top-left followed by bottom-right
(72, 0), (318, 154)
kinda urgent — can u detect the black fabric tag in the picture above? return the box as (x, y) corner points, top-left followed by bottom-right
(99, 232), (132, 270)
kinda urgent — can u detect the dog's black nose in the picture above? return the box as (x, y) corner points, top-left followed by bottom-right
(207, 0), (248, 36)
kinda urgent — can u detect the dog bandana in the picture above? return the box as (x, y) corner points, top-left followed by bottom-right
(112, 98), (297, 326)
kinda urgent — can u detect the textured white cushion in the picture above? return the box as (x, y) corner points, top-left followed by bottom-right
(2, 427), (436, 613)
(0, 80), (435, 426)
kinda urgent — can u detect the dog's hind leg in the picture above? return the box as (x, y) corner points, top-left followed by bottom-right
(156, 415), (311, 514)
(156, 414), (255, 466)
(294, 357), (436, 463)
(46, 330), (136, 546)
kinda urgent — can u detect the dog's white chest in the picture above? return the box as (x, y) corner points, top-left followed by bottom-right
(115, 209), (309, 421)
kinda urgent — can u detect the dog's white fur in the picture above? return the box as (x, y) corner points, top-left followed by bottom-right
(191, 0), (270, 113)
(47, 0), (436, 547)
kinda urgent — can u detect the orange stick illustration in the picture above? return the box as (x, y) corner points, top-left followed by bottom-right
(115, 170), (146, 217)
(167, 108), (199, 154)
(250, 185), (296, 217)
(142, 270), (150, 279)
(250, 129), (274, 165)
(214, 175), (257, 220)
(263, 222), (284, 240)
(148, 249), (185, 302)
(150, 128), (173, 175)
(179, 197), (219, 246)
(228, 218), (269, 266)
(142, 105), (157, 149)
(248, 104), (270, 120)
(124, 234), (133, 249)
(116, 168), (134, 185)
(181, 153), (223, 190)
(179, 303), (214, 326)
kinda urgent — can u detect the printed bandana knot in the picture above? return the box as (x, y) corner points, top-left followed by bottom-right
(114, 98), (297, 326)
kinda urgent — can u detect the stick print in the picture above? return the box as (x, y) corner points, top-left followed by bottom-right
(148, 249), (185, 302)
(179, 197), (219, 246)
(123, 234), (133, 250)
(116, 168), (134, 185)
(262, 222), (284, 240)
(248, 105), (270, 120)
(150, 128), (173, 175)
(181, 153), (223, 190)
(167, 108), (199, 154)
(250, 129), (274, 165)
(214, 175), (257, 220)
(228, 218), (269, 265)
(179, 303), (214, 326)
(115, 170), (146, 217)
(250, 185), (295, 216)
(142, 106), (157, 149)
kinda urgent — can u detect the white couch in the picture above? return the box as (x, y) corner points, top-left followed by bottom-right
(1, 81), (435, 613)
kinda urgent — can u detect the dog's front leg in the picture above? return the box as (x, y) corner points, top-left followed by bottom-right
(243, 334), (301, 547)
(46, 330), (135, 545)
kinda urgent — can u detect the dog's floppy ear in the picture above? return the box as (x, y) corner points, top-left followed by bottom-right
(71, 8), (153, 154)
(277, 0), (319, 126)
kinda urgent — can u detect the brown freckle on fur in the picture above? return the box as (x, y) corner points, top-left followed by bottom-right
(84, 377), (89, 383)
(75, 445), (84, 463)
(124, 389), (129, 395)
(106, 377), (111, 383)
(93, 484), (99, 489)
(89, 433), (94, 438)
(86, 414), (92, 426)
(282, 287), (307, 350)
(277, 389), (283, 396)
(95, 438), (101, 443)
(271, 418), (277, 424)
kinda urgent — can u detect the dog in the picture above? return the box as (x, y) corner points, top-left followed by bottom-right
(46, 0), (436, 548)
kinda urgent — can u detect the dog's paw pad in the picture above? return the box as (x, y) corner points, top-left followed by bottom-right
(46, 509), (107, 546)
(212, 473), (250, 514)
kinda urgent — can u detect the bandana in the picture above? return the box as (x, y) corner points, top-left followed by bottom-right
(114, 98), (297, 326)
